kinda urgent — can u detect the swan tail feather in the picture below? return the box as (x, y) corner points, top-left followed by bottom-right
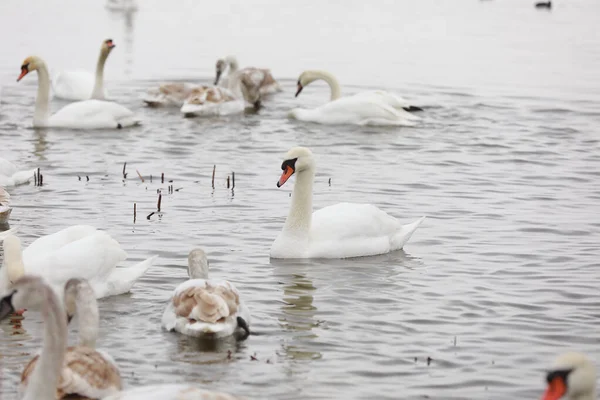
(391, 216), (426, 250)
(105, 255), (158, 296)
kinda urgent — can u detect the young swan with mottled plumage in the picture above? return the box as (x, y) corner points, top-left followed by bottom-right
(541, 352), (596, 400)
(214, 55), (282, 95)
(0, 187), (11, 224)
(19, 278), (122, 399)
(270, 146), (426, 259)
(161, 249), (251, 338)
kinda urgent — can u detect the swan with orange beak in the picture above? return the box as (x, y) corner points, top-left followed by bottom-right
(541, 352), (596, 400)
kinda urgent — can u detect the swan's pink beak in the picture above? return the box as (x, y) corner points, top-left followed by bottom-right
(277, 165), (294, 188)
(541, 376), (567, 400)
(17, 67), (28, 82)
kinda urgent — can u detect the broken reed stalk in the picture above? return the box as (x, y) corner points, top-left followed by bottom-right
(157, 192), (162, 212)
(161, 173), (164, 184)
(122, 162), (127, 179)
(133, 203), (137, 223)
(34, 168), (42, 187)
(232, 172), (235, 189)
(227, 176), (230, 189)
(136, 169), (145, 182)
(211, 165), (216, 189)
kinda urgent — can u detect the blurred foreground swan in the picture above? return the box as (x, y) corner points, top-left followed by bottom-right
(18, 56), (140, 129)
(0, 157), (37, 187)
(0, 225), (157, 299)
(20, 278), (122, 398)
(270, 147), (425, 258)
(0, 187), (11, 224)
(289, 70), (421, 126)
(162, 249), (251, 338)
(541, 352), (596, 400)
(53, 39), (115, 101)
(103, 383), (241, 400)
(215, 55), (281, 95)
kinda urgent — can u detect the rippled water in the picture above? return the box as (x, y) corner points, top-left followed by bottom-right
(1, 0), (599, 399)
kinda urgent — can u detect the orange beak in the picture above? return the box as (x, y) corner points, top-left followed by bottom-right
(542, 377), (567, 400)
(17, 68), (28, 82)
(277, 165), (294, 187)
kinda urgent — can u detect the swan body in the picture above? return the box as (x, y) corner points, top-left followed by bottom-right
(102, 384), (240, 400)
(215, 55), (281, 96)
(143, 82), (200, 107)
(541, 352), (596, 400)
(0, 225), (157, 299)
(270, 147), (425, 259)
(0, 187), (11, 223)
(290, 70), (420, 126)
(20, 279), (122, 399)
(0, 158), (37, 187)
(161, 249), (251, 338)
(18, 56), (141, 129)
(53, 39), (115, 101)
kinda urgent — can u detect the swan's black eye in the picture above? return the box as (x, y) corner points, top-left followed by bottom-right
(546, 369), (572, 384)
(21, 63), (29, 71)
(281, 158), (298, 171)
(297, 80), (301, 86)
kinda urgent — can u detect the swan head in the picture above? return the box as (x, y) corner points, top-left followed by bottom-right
(101, 38), (116, 54)
(17, 56), (44, 82)
(214, 56), (239, 85)
(64, 278), (96, 323)
(295, 70), (327, 97)
(188, 249), (209, 280)
(0, 275), (52, 320)
(277, 146), (315, 187)
(541, 352), (597, 400)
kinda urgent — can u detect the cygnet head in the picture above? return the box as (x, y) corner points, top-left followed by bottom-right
(542, 352), (597, 400)
(64, 278), (97, 324)
(295, 70), (327, 98)
(101, 38), (116, 55)
(0, 275), (53, 320)
(16, 56), (45, 82)
(214, 55), (239, 85)
(188, 249), (209, 280)
(277, 146), (315, 188)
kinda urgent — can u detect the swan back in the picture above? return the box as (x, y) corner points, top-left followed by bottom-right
(543, 352), (596, 400)
(187, 249), (209, 280)
(64, 278), (99, 348)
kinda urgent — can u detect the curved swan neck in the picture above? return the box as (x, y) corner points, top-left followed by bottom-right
(26, 288), (67, 400)
(284, 168), (314, 234)
(91, 48), (109, 99)
(310, 71), (341, 101)
(75, 286), (99, 348)
(4, 235), (25, 285)
(188, 251), (209, 280)
(33, 60), (51, 127)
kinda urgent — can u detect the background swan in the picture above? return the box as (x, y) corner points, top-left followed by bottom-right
(0, 187), (11, 224)
(180, 74), (262, 117)
(270, 147), (425, 259)
(0, 157), (37, 187)
(541, 352), (596, 400)
(102, 383), (240, 400)
(53, 39), (115, 101)
(0, 225), (157, 299)
(289, 70), (421, 126)
(161, 249), (251, 338)
(20, 278), (122, 399)
(143, 82), (201, 107)
(18, 56), (141, 129)
(215, 55), (281, 96)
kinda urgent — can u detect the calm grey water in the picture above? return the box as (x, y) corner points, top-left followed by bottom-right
(0, 0), (599, 399)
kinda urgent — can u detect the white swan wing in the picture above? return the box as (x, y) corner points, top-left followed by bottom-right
(0, 158), (36, 187)
(53, 70), (100, 101)
(20, 346), (121, 398)
(50, 100), (140, 129)
(102, 384), (241, 400)
(162, 278), (250, 338)
(23, 225), (98, 262)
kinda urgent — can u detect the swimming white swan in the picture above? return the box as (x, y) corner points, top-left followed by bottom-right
(541, 352), (596, 400)
(161, 249), (251, 338)
(53, 39), (115, 101)
(102, 384), (240, 400)
(19, 278), (122, 399)
(18, 56), (141, 129)
(288, 70), (421, 126)
(270, 147), (425, 259)
(0, 225), (157, 299)
(0, 187), (11, 224)
(180, 73), (262, 117)
(0, 157), (37, 187)
(215, 55), (281, 96)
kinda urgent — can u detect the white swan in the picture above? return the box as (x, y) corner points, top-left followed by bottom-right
(215, 55), (282, 95)
(288, 70), (420, 126)
(0, 187), (11, 224)
(161, 249), (251, 338)
(53, 39), (115, 101)
(102, 384), (240, 400)
(180, 74), (262, 117)
(0, 225), (157, 299)
(541, 352), (596, 400)
(0, 157), (37, 187)
(18, 56), (141, 129)
(270, 147), (425, 259)
(19, 278), (122, 399)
